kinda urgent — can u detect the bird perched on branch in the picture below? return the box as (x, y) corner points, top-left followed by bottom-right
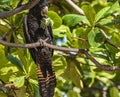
(23, 0), (56, 97)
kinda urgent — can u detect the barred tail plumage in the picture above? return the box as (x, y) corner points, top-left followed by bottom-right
(37, 64), (56, 97)
(47, 67), (56, 97)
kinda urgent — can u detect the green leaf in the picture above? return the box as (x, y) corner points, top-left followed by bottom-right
(48, 11), (62, 29)
(82, 4), (96, 26)
(14, 76), (25, 88)
(54, 88), (64, 97)
(109, 87), (119, 97)
(53, 54), (67, 76)
(53, 25), (72, 43)
(53, 25), (66, 38)
(14, 13), (24, 26)
(29, 79), (39, 97)
(105, 1), (119, 16)
(0, 45), (7, 65)
(7, 55), (24, 71)
(63, 59), (82, 88)
(65, 26), (72, 43)
(28, 63), (37, 79)
(98, 16), (112, 26)
(62, 14), (89, 26)
(14, 87), (26, 97)
(94, 7), (110, 23)
(17, 48), (28, 73)
(9, 0), (20, 8)
(88, 28), (105, 47)
(67, 90), (80, 97)
(110, 32), (120, 47)
(0, 91), (7, 97)
(0, 0), (10, 4)
(0, 0), (11, 11)
(71, 28), (90, 48)
(0, 45), (20, 82)
(95, 1), (119, 23)
(97, 72), (115, 79)
(0, 21), (10, 35)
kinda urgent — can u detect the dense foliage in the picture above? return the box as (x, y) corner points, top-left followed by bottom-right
(0, 0), (120, 97)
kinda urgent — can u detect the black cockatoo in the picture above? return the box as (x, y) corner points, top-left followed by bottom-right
(23, 0), (56, 97)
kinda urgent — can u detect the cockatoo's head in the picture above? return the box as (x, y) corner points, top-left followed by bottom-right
(30, 0), (48, 17)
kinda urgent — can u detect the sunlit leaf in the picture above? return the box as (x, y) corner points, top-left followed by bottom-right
(105, 1), (119, 16)
(95, 1), (119, 23)
(0, 91), (6, 97)
(14, 76), (25, 88)
(0, 45), (7, 65)
(97, 72), (115, 79)
(63, 59), (82, 88)
(109, 87), (119, 97)
(72, 27), (90, 48)
(53, 25), (66, 38)
(67, 90), (80, 97)
(0, 23), (10, 35)
(28, 63), (37, 79)
(53, 54), (67, 76)
(17, 48), (28, 73)
(14, 14), (24, 26)
(62, 14), (89, 26)
(82, 4), (96, 26)
(95, 7), (110, 23)
(54, 88), (64, 97)
(29, 79), (39, 97)
(48, 11), (62, 29)
(14, 87), (26, 97)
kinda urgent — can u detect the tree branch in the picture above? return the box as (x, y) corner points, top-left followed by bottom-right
(105, 40), (120, 50)
(0, 34), (120, 71)
(0, 0), (40, 19)
(0, 36), (78, 52)
(65, 0), (84, 15)
(0, 79), (18, 97)
(100, 29), (120, 50)
(79, 49), (120, 71)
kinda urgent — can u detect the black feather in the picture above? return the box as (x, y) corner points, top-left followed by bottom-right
(23, 1), (56, 97)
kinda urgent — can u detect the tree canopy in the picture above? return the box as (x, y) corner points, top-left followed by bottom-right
(0, 0), (120, 97)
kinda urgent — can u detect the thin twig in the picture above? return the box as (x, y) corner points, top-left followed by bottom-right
(0, 0), (40, 19)
(65, 0), (84, 15)
(100, 29), (120, 50)
(79, 49), (120, 71)
(100, 29), (109, 39)
(105, 41), (120, 50)
(72, 36), (88, 41)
